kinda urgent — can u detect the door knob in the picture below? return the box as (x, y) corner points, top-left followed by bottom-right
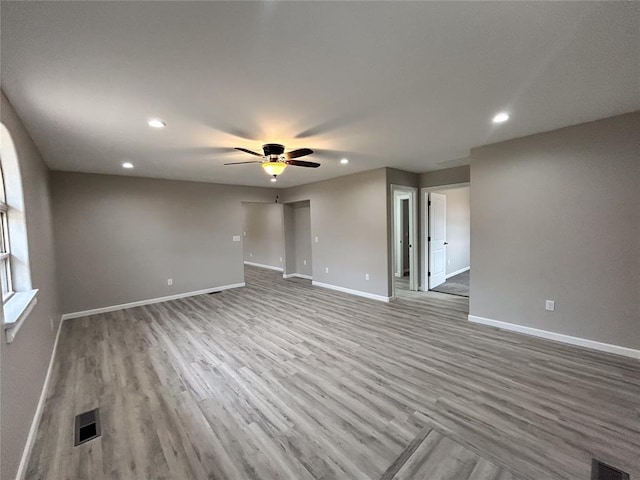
(444, 242), (449, 245)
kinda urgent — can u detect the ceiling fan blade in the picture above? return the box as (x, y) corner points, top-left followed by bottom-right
(285, 148), (313, 159)
(287, 160), (320, 168)
(235, 147), (264, 157)
(223, 161), (262, 165)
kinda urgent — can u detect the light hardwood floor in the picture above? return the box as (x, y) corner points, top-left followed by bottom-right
(27, 266), (639, 479)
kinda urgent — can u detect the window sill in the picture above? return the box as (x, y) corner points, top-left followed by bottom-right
(4, 289), (38, 343)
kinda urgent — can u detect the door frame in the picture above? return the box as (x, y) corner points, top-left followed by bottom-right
(390, 185), (418, 299)
(420, 182), (470, 292)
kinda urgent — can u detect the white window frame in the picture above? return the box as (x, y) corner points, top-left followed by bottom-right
(0, 171), (13, 304)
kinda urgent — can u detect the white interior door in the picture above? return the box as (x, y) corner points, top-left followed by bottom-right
(429, 192), (447, 289)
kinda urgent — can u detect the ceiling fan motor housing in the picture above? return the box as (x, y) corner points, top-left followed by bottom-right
(263, 143), (285, 159)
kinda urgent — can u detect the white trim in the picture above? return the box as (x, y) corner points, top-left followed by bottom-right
(283, 273), (313, 280)
(446, 266), (470, 279)
(312, 281), (390, 303)
(15, 315), (63, 480)
(60, 283), (245, 321)
(468, 315), (640, 360)
(243, 261), (283, 272)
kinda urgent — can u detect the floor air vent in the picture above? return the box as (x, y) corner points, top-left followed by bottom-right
(591, 459), (629, 480)
(74, 408), (101, 446)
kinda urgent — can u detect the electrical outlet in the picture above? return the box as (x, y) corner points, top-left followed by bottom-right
(325, 267), (329, 273)
(365, 273), (370, 281)
(167, 278), (173, 286)
(243, 231), (246, 237)
(303, 260), (307, 266)
(50, 317), (55, 331)
(279, 257), (282, 263)
(315, 236), (319, 243)
(545, 300), (555, 311)
(249, 252), (253, 257)
(447, 259), (451, 266)
(232, 235), (241, 242)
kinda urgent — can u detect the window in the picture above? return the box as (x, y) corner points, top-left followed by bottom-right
(0, 165), (12, 303)
(1, 122), (38, 342)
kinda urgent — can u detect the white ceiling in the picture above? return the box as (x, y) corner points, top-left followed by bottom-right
(2, 1), (638, 188)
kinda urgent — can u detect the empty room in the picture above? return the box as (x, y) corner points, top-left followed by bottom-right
(1, 2), (639, 480)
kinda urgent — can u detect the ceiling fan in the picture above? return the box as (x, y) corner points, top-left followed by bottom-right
(225, 143), (320, 179)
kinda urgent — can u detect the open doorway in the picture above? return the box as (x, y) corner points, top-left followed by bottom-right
(241, 202), (285, 282)
(424, 185), (470, 297)
(391, 185), (418, 297)
(282, 200), (312, 281)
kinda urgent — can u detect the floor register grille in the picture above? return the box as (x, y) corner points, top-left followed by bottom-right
(74, 408), (101, 446)
(592, 459), (629, 480)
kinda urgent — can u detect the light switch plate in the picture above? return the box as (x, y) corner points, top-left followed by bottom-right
(545, 300), (555, 311)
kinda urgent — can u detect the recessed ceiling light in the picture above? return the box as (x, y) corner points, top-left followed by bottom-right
(340, 158), (349, 164)
(147, 119), (166, 128)
(122, 162), (134, 169)
(270, 178), (277, 183)
(492, 112), (510, 124)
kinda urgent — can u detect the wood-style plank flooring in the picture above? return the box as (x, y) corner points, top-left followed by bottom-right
(27, 266), (640, 479)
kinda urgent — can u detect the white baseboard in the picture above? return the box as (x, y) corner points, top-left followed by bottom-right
(243, 261), (283, 272)
(312, 281), (390, 303)
(61, 283), (245, 321)
(446, 266), (470, 279)
(468, 314), (640, 360)
(283, 273), (313, 280)
(15, 315), (63, 480)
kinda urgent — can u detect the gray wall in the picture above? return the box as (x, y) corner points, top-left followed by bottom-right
(433, 186), (470, 276)
(280, 169), (389, 297)
(420, 165), (470, 188)
(1, 91), (60, 479)
(242, 202), (284, 269)
(470, 112), (640, 349)
(51, 172), (276, 313)
(387, 168), (419, 188)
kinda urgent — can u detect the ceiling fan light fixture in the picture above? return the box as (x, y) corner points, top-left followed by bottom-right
(262, 161), (287, 176)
